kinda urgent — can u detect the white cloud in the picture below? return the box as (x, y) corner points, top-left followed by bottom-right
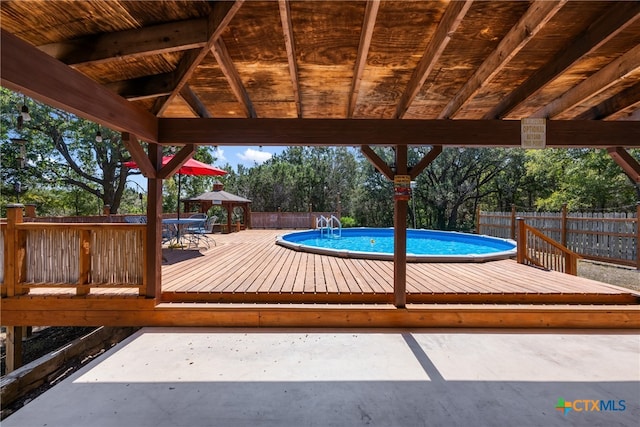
(213, 147), (226, 162)
(237, 148), (272, 164)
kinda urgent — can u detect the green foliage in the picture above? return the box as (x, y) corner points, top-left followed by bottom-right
(340, 216), (357, 228)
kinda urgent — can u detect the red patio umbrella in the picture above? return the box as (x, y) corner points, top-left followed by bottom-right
(124, 155), (227, 219)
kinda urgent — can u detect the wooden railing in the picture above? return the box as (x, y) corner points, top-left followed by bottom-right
(2, 206), (146, 297)
(516, 218), (580, 275)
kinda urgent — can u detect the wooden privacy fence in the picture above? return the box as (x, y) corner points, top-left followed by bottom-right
(251, 212), (334, 229)
(1, 206), (147, 297)
(478, 204), (639, 269)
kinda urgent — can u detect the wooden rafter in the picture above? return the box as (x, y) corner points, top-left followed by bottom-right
(360, 145), (394, 180)
(439, 0), (566, 119)
(395, 0), (473, 119)
(122, 133), (156, 179)
(105, 72), (174, 100)
(575, 82), (640, 120)
(0, 29), (158, 142)
(486, 2), (640, 119)
(158, 144), (196, 179)
(38, 19), (208, 66)
(533, 43), (640, 119)
(348, 0), (380, 118)
(607, 147), (640, 183)
(180, 84), (212, 118)
(155, 0), (244, 116)
(158, 118), (640, 148)
(278, 0), (302, 118)
(211, 38), (256, 118)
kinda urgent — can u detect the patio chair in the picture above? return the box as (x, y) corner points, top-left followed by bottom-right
(184, 214), (216, 249)
(124, 215), (147, 224)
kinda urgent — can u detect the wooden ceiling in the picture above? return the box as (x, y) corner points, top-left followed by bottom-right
(1, 0), (640, 148)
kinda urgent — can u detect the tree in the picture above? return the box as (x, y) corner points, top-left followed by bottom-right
(1, 89), (134, 214)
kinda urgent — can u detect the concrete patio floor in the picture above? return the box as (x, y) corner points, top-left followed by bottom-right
(3, 328), (639, 427)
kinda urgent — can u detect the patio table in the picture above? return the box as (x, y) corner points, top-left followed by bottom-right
(162, 218), (205, 248)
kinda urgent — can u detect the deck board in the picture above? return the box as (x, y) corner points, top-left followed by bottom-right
(159, 229), (640, 304)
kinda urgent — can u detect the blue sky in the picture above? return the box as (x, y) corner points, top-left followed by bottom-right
(212, 146), (285, 170)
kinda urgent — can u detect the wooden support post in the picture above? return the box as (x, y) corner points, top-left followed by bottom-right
(77, 229), (91, 296)
(516, 217), (526, 265)
(103, 204), (111, 216)
(5, 204), (26, 297)
(394, 145), (408, 308)
(146, 142), (164, 300)
(510, 204), (517, 240)
(5, 326), (23, 373)
(561, 203), (568, 247)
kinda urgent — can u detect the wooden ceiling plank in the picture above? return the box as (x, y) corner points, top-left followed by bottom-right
(158, 118), (640, 148)
(122, 133), (156, 179)
(575, 81), (640, 120)
(278, 0), (302, 118)
(158, 144), (197, 179)
(155, 0), (245, 116)
(409, 146), (443, 180)
(486, 2), (640, 119)
(180, 84), (212, 118)
(395, 0), (473, 119)
(0, 29), (158, 142)
(360, 145), (394, 181)
(607, 147), (640, 183)
(211, 38), (257, 118)
(533, 43), (640, 119)
(348, 0), (380, 118)
(439, 1), (566, 119)
(38, 19), (208, 66)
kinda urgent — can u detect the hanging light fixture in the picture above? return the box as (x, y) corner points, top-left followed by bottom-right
(95, 126), (103, 143)
(20, 95), (31, 122)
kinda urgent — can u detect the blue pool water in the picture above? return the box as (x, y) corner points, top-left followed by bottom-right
(276, 228), (517, 262)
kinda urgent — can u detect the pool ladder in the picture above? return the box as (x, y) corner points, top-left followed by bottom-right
(316, 215), (342, 239)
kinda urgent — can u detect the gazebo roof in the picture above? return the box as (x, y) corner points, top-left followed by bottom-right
(187, 190), (251, 204)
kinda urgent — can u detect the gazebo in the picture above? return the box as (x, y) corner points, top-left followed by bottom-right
(183, 181), (252, 233)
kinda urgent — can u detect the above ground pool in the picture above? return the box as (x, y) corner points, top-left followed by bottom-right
(276, 228), (517, 262)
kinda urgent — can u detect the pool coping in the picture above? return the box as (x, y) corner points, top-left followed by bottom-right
(275, 228), (517, 263)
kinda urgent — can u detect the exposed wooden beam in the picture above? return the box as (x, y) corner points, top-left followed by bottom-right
(105, 72), (174, 100)
(122, 133), (156, 179)
(38, 19), (208, 66)
(158, 118), (640, 148)
(155, 0), (244, 116)
(409, 146), (443, 180)
(607, 147), (640, 183)
(395, 0), (473, 119)
(180, 84), (212, 118)
(0, 29), (158, 142)
(439, 1), (566, 119)
(486, 2), (640, 119)
(574, 81), (640, 120)
(360, 145), (394, 180)
(158, 144), (196, 179)
(278, 0), (302, 118)
(210, 38), (256, 118)
(348, 0), (380, 118)
(533, 43), (640, 119)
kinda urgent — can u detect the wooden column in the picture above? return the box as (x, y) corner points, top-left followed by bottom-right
(5, 205), (25, 373)
(77, 229), (91, 296)
(394, 145), (408, 308)
(510, 204), (517, 240)
(637, 202), (640, 271)
(146, 143), (164, 299)
(561, 203), (568, 247)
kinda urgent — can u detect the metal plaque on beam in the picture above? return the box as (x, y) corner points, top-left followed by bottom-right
(521, 118), (546, 149)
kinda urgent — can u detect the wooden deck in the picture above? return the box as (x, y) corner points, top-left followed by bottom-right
(161, 229), (640, 305)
